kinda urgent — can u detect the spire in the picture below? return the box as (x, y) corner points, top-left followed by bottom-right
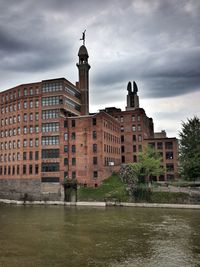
(76, 33), (91, 115)
(126, 81), (139, 110)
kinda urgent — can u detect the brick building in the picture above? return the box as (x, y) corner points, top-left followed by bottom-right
(0, 43), (178, 201)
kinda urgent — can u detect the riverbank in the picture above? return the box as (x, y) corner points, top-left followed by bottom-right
(1, 199), (200, 209)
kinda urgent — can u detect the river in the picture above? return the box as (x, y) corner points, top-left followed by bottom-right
(0, 205), (199, 267)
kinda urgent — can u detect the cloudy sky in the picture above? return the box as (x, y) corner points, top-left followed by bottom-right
(0, 0), (199, 137)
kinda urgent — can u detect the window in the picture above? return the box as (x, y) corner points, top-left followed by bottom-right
(30, 113), (33, 121)
(35, 138), (39, 147)
(157, 142), (163, 149)
(29, 165), (33, 175)
(138, 145), (142, 152)
(17, 152), (20, 161)
(92, 118), (96, 126)
(64, 133), (68, 141)
(42, 122), (59, 133)
(17, 127), (21, 135)
(71, 120), (75, 127)
(42, 109), (59, 119)
(120, 116), (124, 123)
(93, 144), (97, 153)
(64, 145), (68, 152)
(121, 126), (124, 132)
(166, 152), (173, 160)
(35, 99), (39, 108)
(41, 177), (59, 182)
(42, 163), (60, 172)
(121, 135), (124, 142)
(42, 82), (63, 93)
(23, 152), (27, 160)
(29, 151), (33, 160)
(133, 155), (137, 162)
(137, 115), (141, 121)
(64, 158), (68, 165)
(23, 139), (27, 147)
(93, 131), (97, 139)
(35, 164), (39, 174)
(132, 115), (135, 122)
(24, 113), (27, 122)
(17, 140), (20, 148)
(138, 124), (141, 131)
(165, 142), (173, 150)
(35, 151), (39, 160)
(35, 125), (39, 133)
(72, 171), (76, 179)
(42, 136), (59, 146)
(133, 145), (137, 152)
(30, 126), (33, 134)
(122, 155), (125, 163)
(121, 146), (125, 153)
(71, 132), (76, 140)
(29, 139), (33, 147)
(132, 125), (136, 131)
(24, 88), (28, 96)
(23, 165), (26, 174)
(93, 157), (97, 165)
(93, 171), (98, 178)
(35, 112), (39, 121)
(72, 145), (76, 153)
(24, 101), (27, 109)
(30, 100), (33, 108)
(72, 157), (76, 165)
(42, 96), (60, 106)
(42, 149), (59, 159)
(148, 142), (155, 149)
(23, 126), (28, 134)
(138, 135), (142, 142)
(18, 114), (20, 122)
(17, 165), (20, 175)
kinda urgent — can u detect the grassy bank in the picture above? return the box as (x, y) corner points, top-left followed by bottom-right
(77, 174), (199, 204)
(77, 174), (129, 202)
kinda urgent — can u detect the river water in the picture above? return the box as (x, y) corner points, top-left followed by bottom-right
(0, 205), (199, 267)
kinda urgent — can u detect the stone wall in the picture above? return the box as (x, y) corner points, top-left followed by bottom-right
(0, 179), (63, 201)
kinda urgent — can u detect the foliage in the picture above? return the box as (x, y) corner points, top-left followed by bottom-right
(120, 146), (163, 186)
(77, 174), (129, 202)
(132, 184), (152, 202)
(138, 146), (164, 182)
(120, 163), (141, 193)
(179, 116), (200, 180)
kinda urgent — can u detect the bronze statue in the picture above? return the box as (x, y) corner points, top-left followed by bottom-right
(80, 30), (86, 45)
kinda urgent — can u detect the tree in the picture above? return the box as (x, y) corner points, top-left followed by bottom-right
(179, 116), (200, 180)
(120, 146), (164, 187)
(120, 163), (141, 194)
(137, 146), (164, 183)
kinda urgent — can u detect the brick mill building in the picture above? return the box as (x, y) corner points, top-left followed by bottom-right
(0, 43), (178, 200)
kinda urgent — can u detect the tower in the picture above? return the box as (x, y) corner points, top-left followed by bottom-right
(126, 81), (139, 110)
(76, 44), (90, 115)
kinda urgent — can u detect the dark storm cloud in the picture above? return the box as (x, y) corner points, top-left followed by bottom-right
(0, 0), (200, 100)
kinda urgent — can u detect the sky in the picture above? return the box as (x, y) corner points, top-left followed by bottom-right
(0, 0), (199, 137)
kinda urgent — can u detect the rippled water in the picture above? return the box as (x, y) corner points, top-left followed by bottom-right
(0, 205), (199, 267)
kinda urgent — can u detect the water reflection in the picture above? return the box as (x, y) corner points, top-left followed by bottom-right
(0, 205), (199, 266)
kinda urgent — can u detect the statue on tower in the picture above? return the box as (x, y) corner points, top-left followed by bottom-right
(80, 29), (86, 45)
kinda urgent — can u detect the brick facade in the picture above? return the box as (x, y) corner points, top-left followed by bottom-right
(0, 44), (178, 200)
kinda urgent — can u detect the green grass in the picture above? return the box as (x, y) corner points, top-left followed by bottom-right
(77, 174), (129, 202)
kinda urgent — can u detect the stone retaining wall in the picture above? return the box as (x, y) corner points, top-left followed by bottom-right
(0, 179), (62, 201)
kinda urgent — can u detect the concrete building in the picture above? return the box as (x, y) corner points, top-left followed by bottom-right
(0, 42), (178, 201)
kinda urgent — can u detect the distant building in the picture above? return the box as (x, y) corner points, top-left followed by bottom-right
(0, 43), (178, 200)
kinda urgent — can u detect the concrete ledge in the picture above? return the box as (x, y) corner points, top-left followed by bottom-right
(76, 201), (106, 207)
(0, 199), (199, 209)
